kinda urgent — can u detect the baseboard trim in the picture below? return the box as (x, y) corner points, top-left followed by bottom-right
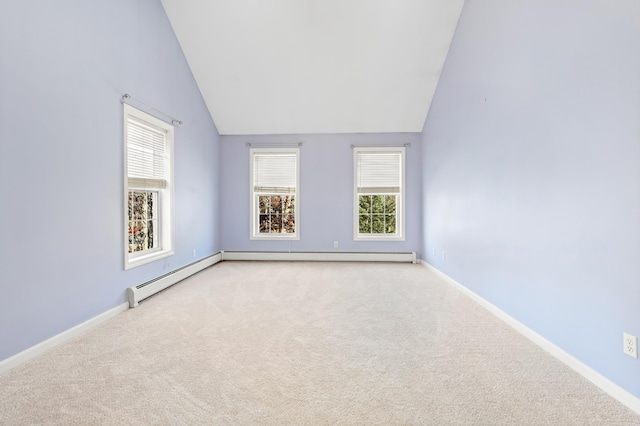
(421, 261), (640, 415)
(221, 250), (416, 263)
(0, 302), (129, 377)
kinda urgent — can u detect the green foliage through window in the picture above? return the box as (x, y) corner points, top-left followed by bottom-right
(358, 195), (397, 234)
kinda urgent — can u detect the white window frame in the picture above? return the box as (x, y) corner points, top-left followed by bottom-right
(250, 148), (300, 240)
(353, 146), (405, 241)
(123, 104), (175, 269)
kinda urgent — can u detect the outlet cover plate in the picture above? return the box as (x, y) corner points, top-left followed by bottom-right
(623, 333), (638, 358)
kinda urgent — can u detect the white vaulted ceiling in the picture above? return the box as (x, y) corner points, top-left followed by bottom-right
(160, 0), (465, 135)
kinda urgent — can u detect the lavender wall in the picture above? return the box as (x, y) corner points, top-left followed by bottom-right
(422, 0), (640, 397)
(0, 0), (220, 362)
(220, 133), (422, 256)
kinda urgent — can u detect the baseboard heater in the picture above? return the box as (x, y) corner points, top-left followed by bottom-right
(220, 251), (417, 263)
(127, 252), (223, 308)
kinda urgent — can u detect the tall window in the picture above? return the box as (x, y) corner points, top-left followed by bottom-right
(123, 104), (174, 269)
(250, 148), (299, 239)
(354, 147), (405, 240)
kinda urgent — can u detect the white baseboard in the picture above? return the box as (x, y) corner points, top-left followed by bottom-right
(0, 302), (129, 376)
(221, 250), (416, 263)
(421, 261), (640, 415)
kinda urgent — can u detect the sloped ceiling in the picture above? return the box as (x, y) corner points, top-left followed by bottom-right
(161, 0), (464, 135)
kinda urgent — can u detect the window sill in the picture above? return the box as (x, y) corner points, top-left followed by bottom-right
(354, 235), (405, 242)
(125, 249), (174, 270)
(250, 234), (299, 241)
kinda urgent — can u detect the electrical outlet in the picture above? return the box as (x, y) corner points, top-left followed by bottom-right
(624, 333), (638, 358)
(333, 241), (339, 248)
(192, 249), (197, 258)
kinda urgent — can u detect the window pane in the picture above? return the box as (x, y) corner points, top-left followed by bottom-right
(128, 221), (135, 250)
(359, 195), (371, 214)
(283, 215), (295, 233)
(128, 193), (133, 221)
(282, 195), (295, 215)
(371, 195), (384, 214)
(385, 215), (396, 234)
(131, 221), (147, 252)
(259, 215), (271, 233)
(147, 193), (154, 219)
(271, 214), (282, 233)
(385, 195), (396, 214)
(148, 220), (160, 249)
(371, 215), (385, 233)
(359, 214), (371, 233)
(270, 196), (282, 213)
(132, 192), (142, 220)
(259, 196), (270, 214)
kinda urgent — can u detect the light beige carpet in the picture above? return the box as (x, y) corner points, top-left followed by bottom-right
(1, 261), (639, 425)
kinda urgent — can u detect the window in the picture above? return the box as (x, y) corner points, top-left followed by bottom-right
(250, 148), (299, 239)
(123, 104), (174, 269)
(354, 147), (405, 240)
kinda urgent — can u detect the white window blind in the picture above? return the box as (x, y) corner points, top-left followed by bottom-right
(127, 117), (167, 189)
(356, 151), (401, 194)
(254, 153), (297, 194)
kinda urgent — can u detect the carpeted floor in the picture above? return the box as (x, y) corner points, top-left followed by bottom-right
(1, 261), (639, 425)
